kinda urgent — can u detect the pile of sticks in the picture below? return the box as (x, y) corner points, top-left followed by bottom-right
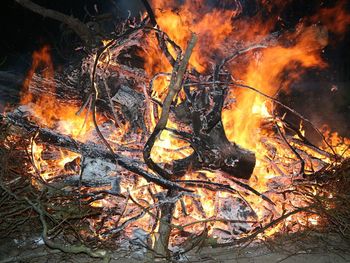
(1, 0), (350, 261)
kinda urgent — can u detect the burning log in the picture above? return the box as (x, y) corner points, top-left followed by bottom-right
(167, 82), (257, 180)
(0, 111), (189, 192)
(170, 122), (256, 180)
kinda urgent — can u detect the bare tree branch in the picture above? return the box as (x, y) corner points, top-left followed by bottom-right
(14, 0), (98, 47)
(143, 33), (198, 179)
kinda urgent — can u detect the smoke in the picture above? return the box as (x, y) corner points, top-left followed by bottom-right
(281, 73), (350, 140)
(112, 0), (143, 17)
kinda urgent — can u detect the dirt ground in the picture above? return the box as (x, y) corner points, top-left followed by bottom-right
(1, 231), (350, 263)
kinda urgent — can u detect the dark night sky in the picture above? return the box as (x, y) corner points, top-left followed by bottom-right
(0, 0), (349, 135)
(1, 0), (349, 72)
(0, 0), (142, 70)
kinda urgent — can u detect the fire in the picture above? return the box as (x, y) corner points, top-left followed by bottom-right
(21, 45), (54, 106)
(20, 46), (98, 180)
(224, 25), (328, 150)
(14, 0), (350, 248)
(21, 45), (95, 140)
(139, 0), (350, 240)
(151, 129), (193, 163)
(322, 126), (350, 158)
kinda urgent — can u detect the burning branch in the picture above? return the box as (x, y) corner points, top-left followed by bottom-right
(1, 112), (190, 192)
(143, 33), (198, 180)
(141, 0), (181, 67)
(14, 0), (99, 47)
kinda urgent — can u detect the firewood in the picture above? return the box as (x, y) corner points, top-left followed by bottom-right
(171, 122), (256, 180)
(1, 111), (190, 192)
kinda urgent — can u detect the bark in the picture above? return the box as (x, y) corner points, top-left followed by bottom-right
(153, 190), (177, 258)
(171, 122), (256, 180)
(109, 84), (147, 134)
(143, 34), (198, 180)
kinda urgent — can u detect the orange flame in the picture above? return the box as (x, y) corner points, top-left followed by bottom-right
(20, 46), (96, 180)
(21, 45), (94, 140)
(224, 25), (328, 149)
(138, 0), (350, 239)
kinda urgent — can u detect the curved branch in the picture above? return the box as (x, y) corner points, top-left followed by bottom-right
(15, 0), (97, 47)
(143, 34), (197, 179)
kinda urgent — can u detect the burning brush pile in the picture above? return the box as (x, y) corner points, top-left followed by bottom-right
(1, 0), (350, 261)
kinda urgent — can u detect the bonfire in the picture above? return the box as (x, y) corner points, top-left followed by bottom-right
(1, 0), (350, 262)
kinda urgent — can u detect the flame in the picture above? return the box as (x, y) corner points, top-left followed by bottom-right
(21, 45), (95, 140)
(322, 125), (350, 158)
(20, 46), (97, 180)
(139, 0), (350, 240)
(224, 25), (328, 150)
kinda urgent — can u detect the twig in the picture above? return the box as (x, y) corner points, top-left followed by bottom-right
(275, 121), (305, 176)
(214, 44), (267, 80)
(87, 18), (148, 155)
(24, 197), (111, 261)
(213, 206), (315, 248)
(231, 82), (338, 157)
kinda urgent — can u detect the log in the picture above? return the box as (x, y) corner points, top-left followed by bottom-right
(142, 33), (256, 180)
(0, 111), (189, 192)
(171, 122), (256, 180)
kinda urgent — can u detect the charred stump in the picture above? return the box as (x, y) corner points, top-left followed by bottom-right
(171, 121), (256, 180)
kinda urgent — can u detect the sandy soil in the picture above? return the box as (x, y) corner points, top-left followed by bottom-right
(1, 232), (350, 263)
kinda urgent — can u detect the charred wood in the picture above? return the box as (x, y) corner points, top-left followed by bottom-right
(170, 122), (256, 180)
(109, 84), (147, 134)
(153, 190), (176, 258)
(0, 111), (190, 192)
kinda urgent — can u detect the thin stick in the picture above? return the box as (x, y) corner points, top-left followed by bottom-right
(275, 121), (305, 176)
(143, 33), (198, 179)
